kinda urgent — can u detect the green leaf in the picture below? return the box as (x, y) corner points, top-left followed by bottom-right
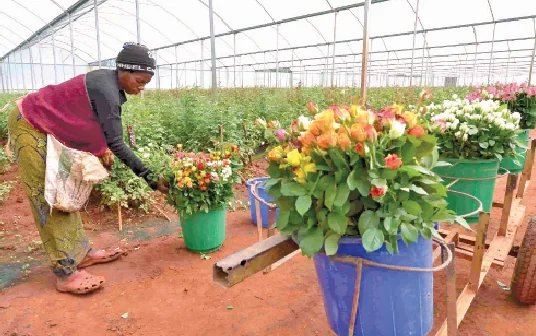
(334, 183), (351, 207)
(403, 201), (422, 216)
(266, 162), (281, 178)
(421, 227), (432, 240)
(325, 234), (341, 256)
(383, 216), (400, 234)
(352, 179), (371, 197)
(362, 228), (385, 252)
(276, 211), (290, 230)
(408, 135), (422, 146)
(421, 203), (434, 221)
(281, 182), (308, 196)
(401, 142), (417, 164)
(382, 169), (398, 179)
(328, 148), (349, 170)
(423, 194), (448, 207)
(299, 227), (325, 257)
(227, 306), (234, 310)
(358, 210), (380, 234)
(479, 142), (489, 149)
(401, 223), (419, 244)
(327, 212), (348, 235)
(318, 209), (328, 224)
(386, 236), (399, 254)
(431, 211), (456, 223)
(416, 134), (437, 158)
(455, 216), (474, 231)
(371, 178), (387, 188)
(325, 186), (337, 210)
(468, 128), (479, 135)
(410, 185), (428, 195)
(318, 175), (335, 191)
(296, 195), (312, 216)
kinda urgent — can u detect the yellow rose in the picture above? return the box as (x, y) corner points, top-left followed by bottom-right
(287, 148), (302, 167)
(294, 169), (306, 184)
(402, 111), (418, 128)
(267, 146), (284, 161)
(303, 162), (316, 173)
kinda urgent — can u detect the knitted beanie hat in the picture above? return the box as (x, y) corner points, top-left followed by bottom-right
(116, 42), (156, 75)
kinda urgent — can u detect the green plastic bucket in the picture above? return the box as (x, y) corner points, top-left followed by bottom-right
(433, 158), (499, 224)
(180, 207), (226, 253)
(500, 129), (530, 174)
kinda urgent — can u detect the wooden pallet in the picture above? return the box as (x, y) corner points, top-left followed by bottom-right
(434, 138), (536, 336)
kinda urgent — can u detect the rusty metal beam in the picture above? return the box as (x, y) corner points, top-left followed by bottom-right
(213, 233), (299, 289)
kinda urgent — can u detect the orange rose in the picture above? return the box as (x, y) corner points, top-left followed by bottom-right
(363, 124), (376, 142)
(300, 132), (316, 147)
(316, 130), (338, 149)
(384, 154), (403, 170)
(307, 102), (319, 115)
(338, 132), (351, 151)
(408, 124), (425, 138)
(350, 123), (367, 142)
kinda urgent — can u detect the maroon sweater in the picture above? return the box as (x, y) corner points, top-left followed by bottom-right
(20, 70), (155, 188)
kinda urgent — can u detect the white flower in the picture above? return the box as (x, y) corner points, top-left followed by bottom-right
(452, 94), (458, 99)
(298, 116), (310, 130)
(463, 134), (468, 141)
(389, 120), (406, 139)
(505, 122), (515, 130)
(143, 153), (150, 159)
(512, 112), (521, 120)
(455, 131), (462, 138)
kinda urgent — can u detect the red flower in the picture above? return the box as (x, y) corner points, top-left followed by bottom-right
(408, 124), (425, 138)
(371, 187), (386, 197)
(354, 143), (364, 156)
(384, 154), (403, 170)
(434, 120), (447, 133)
(197, 162), (205, 170)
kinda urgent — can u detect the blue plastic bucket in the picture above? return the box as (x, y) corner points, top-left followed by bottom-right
(246, 177), (279, 228)
(313, 235), (433, 336)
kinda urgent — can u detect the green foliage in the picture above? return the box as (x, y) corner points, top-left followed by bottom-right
(0, 181), (15, 203)
(0, 147), (12, 174)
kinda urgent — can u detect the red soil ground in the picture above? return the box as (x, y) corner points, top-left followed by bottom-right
(1, 157), (536, 336)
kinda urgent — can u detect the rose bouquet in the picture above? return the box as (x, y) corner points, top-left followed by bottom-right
(425, 98), (522, 160)
(165, 144), (242, 217)
(466, 82), (536, 130)
(265, 102), (468, 257)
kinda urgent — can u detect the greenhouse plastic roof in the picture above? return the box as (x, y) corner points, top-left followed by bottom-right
(1, 0), (536, 88)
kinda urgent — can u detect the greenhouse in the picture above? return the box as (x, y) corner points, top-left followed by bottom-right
(2, 1), (536, 336)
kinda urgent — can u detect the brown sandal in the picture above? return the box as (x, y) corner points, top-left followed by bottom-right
(78, 249), (125, 269)
(56, 270), (105, 295)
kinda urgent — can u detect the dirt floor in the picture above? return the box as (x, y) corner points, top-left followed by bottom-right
(1, 154), (536, 336)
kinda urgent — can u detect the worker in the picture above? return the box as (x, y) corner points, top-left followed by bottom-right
(6, 42), (168, 295)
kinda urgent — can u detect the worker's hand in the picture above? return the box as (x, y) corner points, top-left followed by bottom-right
(99, 148), (115, 171)
(157, 176), (170, 194)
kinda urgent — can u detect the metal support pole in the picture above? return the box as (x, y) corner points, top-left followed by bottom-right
(52, 34), (58, 84)
(29, 47), (35, 91)
(38, 36), (44, 87)
(360, 0), (371, 104)
(263, 52), (266, 87)
(419, 33), (426, 86)
(233, 33), (236, 87)
(69, 13), (76, 77)
(155, 51), (160, 89)
(7, 55), (12, 92)
(488, 23), (496, 84)
(19, 51), (26, 92)
(472, 27), (478, 86)
(94, 0), (102, 69)
(290, 52), (294, 87)
(368, 39), (373, 87)
(135, 0), (141, 43)
(276, 24), (280, 88)
(0, 64), (4, 93)
(175, 46), (179, 88)
(386, 51), (390, 86)
(241, 64), (244, 88)
(324, 45), (329, 87)
(529, 20), (536, 86)
(505, 50), (511, 83)
(331, 11), (338, 87)
(201, 40), (205, 88)
(208, 0), (218, 97)
(409, 0), (420, 86)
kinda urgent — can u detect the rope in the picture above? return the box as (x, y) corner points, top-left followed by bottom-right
(446, 190), (483, 218)
(250, 181), (277, 208)
(332, 238), (452, 335)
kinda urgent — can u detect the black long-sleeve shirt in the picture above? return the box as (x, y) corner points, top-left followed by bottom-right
(85, 70), (156, 190)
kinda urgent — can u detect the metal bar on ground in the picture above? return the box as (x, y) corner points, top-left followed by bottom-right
(213, 234), (299, 289)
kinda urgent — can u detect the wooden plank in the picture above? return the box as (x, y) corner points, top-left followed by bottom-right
(492, 202), (504, 208)
(439, 230), (492, 248)
(499, 174), (518, 236)
(454, 245), (504, 270)
(469, 213), (490, 292)
(435, 204), (526, 336)
(264, 208), (278, 274)
(517, 138), (536, 198)
(255, 197), (264, 242)
(213, 234), (299, 288)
